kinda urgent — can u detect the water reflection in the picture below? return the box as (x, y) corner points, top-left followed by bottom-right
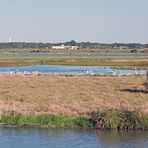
(96, 130), (148, 148)
(0, 128), (147, 148)
(0, 128), (98, 148)
(0, 65), (146, 76)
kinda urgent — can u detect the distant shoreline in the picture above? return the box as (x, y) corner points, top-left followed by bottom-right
(0, 47), (148, 55)
(0, 55), (147, 69)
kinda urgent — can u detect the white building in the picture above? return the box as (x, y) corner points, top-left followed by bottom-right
(70, 46), (79, 49)
(52, 44), (65, 49)
(52, 44), (79, 50)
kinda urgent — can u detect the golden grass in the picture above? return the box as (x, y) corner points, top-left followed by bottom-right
(0, 75), (147, 117)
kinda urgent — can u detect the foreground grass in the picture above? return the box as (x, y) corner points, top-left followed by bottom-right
(0, 114), (90, 128)
(0, 110), (148, 130)
(92, 110), (148, 130)
(0, 75), (147, 116)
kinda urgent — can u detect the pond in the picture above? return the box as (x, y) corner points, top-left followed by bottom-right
(0, 128), (147, 148)
(0, 65), (146, 75)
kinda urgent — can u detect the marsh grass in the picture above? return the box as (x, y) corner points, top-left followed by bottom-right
(0, 75), (147, 116)
(0, 114), (90, 128)
(0, 110), (147, 130)
(92, 109), (148, 130)
(0, 56), (147, 69)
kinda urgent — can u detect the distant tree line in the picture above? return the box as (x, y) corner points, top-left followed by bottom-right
(0, 41), (148, 49)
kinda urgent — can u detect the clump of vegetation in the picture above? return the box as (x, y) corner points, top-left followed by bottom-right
(92, 110), (121, 129)
(143, 71), (148, 90)
(92, 109), (148, 130)
(144, 82), (148, 90)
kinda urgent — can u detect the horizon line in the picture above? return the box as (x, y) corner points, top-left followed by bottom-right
(0, 41), (148, 44)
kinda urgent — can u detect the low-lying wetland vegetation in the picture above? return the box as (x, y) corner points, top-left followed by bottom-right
(0, 56), (147, 69)
(0, 47), (148, 54)
(0, 110), (148, 130)
(0, 52), (147, 130)
(0, 75), (147, 119)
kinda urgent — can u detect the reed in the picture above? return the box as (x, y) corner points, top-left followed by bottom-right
(92, 109), (148, 130)
(0, 110), (148, 130)
(0, 56), (147, 69)
(0, 114), (90, 128)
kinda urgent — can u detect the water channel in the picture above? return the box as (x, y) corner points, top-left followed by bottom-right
(0, 128), (147, 148)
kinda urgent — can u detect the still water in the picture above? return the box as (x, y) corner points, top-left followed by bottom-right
(9, 53), (148, 57)
(0, 128), (147, 148)
(0, 65), (146, 75)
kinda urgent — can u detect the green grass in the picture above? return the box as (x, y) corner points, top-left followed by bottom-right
(0, 114), (90, 128)
(0, 56), (148, 69)
(93, 109), (148, 130)
(0, 110), (148, 130)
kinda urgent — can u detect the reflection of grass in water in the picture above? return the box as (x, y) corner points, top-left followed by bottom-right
(96, 130), (148, 146)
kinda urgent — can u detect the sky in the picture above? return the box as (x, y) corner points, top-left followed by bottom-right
(0, 0), (148, 43)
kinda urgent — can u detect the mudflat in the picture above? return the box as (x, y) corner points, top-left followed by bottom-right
(0, 75), (147, 117)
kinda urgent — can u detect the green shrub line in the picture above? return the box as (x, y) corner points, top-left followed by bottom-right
(0, 110), (148, 130)
(0, 114), (90, 128)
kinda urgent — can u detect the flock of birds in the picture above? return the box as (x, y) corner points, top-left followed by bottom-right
(0, 67), (145, 76)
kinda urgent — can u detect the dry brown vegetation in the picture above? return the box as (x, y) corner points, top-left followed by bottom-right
(0, 75), (147, 117)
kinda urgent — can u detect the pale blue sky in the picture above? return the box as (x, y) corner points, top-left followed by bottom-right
(0, 0), (148, 43)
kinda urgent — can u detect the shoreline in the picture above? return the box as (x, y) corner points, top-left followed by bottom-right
(0, 75), (147, 130)
(0, 47), (148, 54)
(0, 110), (147, 130)
(0, 56), (148, 69)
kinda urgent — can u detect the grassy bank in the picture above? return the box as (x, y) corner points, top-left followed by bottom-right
(0, 56), (148, 69)
(0, 110), (148, 130)
(0, 75), (147, 130)
(0, 114), (90, 128)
